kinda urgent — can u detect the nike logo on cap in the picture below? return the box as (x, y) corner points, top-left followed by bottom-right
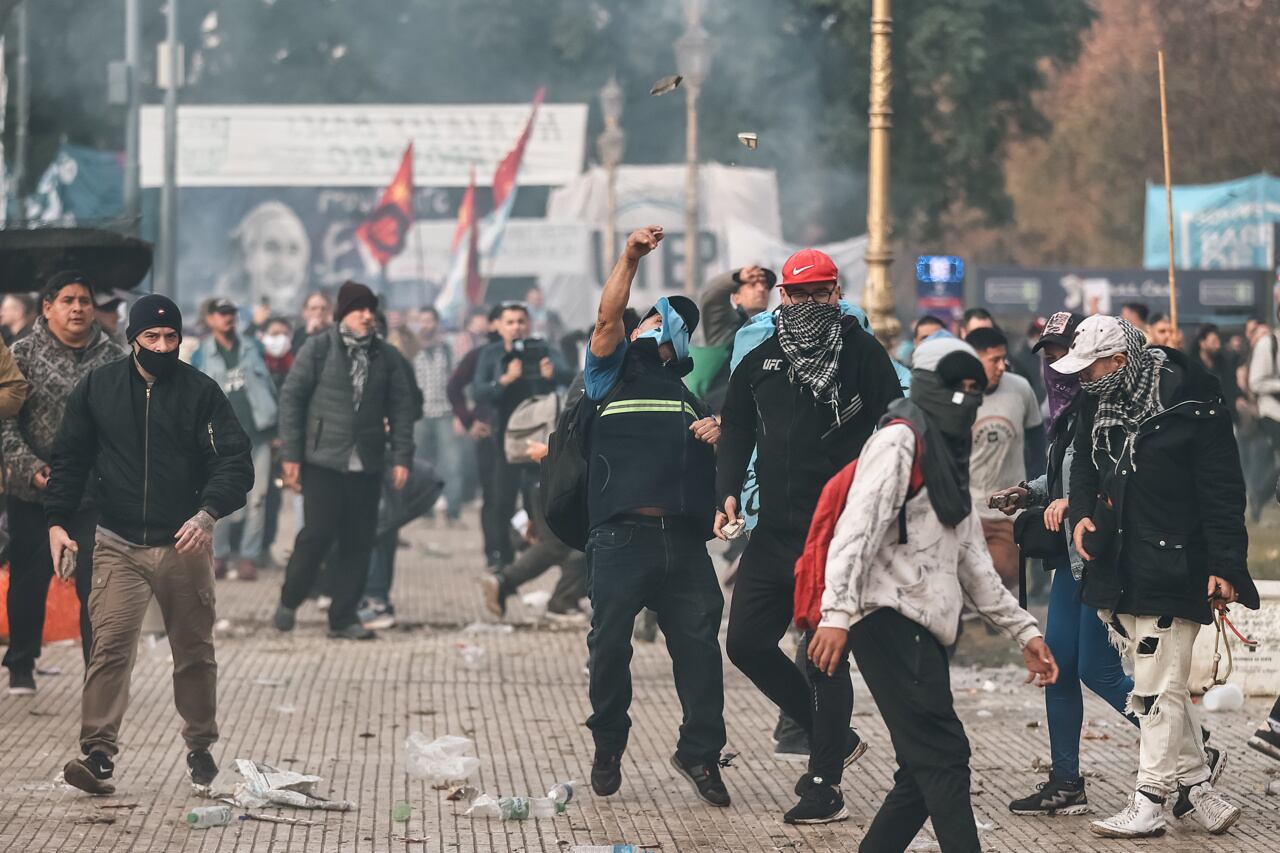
(791, 264), (815, 275)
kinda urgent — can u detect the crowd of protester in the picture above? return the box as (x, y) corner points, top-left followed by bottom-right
(2, 257), (1279, 848)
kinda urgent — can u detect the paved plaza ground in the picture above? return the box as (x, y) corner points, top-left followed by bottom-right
(1, 508), (1278, 852)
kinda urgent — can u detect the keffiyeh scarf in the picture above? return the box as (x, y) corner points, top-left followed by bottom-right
(775, 302), (843, 408)
(1080, 318), (1167, 465)
(339, 326), (374, 409)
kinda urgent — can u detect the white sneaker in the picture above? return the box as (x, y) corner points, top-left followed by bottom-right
(1090, 793), (1167, 838)
(1185, 783), (1241, 835)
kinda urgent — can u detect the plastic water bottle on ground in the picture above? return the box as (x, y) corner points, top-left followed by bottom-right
(499, 796), (530, 820)
(186, 805), (233, 829)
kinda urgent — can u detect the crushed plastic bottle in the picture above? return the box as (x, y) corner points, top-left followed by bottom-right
(186, 805), (233, 829)
(499, 796), (530, 820)
(392, 801), (412, 822)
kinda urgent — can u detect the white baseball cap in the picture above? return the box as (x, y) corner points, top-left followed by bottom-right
(1050, 315), (1126, 374)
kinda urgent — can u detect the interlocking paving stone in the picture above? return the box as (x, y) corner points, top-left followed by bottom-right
(1, 508), (1277, 851)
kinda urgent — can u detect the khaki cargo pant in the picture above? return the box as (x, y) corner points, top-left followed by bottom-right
(80, 532), (218, 757)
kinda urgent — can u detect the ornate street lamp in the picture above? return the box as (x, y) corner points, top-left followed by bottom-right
(675, 0), (711, 297)
(597, 75), (626, 269)
(862, 0), (901, 346)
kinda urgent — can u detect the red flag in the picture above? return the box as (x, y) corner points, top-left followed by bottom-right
(490, 87), (544, 211)
(356, 142), (414, 268)
(461, 169), (483, 307)
(451, 167), (476, 254)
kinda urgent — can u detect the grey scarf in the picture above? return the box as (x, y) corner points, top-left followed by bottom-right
(339, 326), (374, 409)
(775, 302), (843, 408)
(1080, 318), (1166, 466)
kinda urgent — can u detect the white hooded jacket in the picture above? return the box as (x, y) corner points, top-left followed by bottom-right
(819, 421), (1042, 649)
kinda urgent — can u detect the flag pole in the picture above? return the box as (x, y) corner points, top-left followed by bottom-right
(1158, 49), (1178, 334)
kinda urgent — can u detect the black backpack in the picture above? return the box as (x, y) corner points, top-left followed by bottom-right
(539, 380), (620, 551)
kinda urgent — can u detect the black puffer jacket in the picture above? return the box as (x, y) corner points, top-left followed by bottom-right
(717, 316), (903, 534)
(279, 327), (416, 473)
(1068, 347), (1258, 624)
(46, 356), (254, 546)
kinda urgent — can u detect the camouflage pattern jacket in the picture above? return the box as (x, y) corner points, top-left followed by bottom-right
(1, 319), (126, 505)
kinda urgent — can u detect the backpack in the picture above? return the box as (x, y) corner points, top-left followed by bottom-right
(539, 382), (623, 551)
(504, 392), (561, 464)
(792, 419), (925, 632)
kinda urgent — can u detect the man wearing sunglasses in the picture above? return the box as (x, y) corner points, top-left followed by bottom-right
(716, 249), (903, 823)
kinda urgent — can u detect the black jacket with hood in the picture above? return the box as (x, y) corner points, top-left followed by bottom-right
(1068, 347), (1257, 624)
(717, 316), (903, 535)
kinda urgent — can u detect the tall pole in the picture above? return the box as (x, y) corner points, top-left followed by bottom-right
(12, 0), (27, 222)
(683, 78), (700, 298)
(1158, 49), (1178, 334)
(862, 0), (900, 347)
(158, 0), (179, 298)
(123, 0), (141, 230)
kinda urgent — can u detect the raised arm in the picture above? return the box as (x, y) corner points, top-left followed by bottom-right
(590, 226), (664, 359)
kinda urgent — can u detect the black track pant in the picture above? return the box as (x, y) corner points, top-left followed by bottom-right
(280, 464), (381, 631)
(3, 500), (97, 671)
(849, 608), (980, 853)
(726, 525), (854, 783)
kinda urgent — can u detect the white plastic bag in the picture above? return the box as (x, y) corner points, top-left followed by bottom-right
(404, 733), (481, 784)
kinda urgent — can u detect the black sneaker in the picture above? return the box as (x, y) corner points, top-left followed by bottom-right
(64, 751), (115, 796)
(792, 728), (867, 795)
(480, 574), (507, 618)
(1173, 746), (1227, 820)
(328, 623), (376, 640)
(670, 752), (730, 807)
(8, 669), (36, 695)
(1009, 775), (1090, 816)
(272, 604), (296, 632)
(187, 749), (219, 786)
(1248, 724), (1280, 762)
(844, 728), (868, 769)
(773, 729), (810, 763)
(784, 778), (848, 824)
(591, 751), (622, 797)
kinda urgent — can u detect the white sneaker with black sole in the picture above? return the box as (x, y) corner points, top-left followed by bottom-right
(1179, 783), (1241, 835)
(1090, 792), (1166, 838)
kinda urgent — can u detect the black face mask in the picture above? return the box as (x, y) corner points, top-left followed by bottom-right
(135, 345), (179, 380)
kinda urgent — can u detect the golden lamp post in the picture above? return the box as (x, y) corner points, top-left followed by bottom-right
(861, 0), (901, 347)
(676, 0), (712, 298)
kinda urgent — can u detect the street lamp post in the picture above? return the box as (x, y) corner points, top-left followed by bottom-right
(675, 0), (711, 298)
(862, 0), (901, 346)
(597, 75), (625, 272)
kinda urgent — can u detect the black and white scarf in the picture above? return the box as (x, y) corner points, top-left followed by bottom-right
(1080, 318), (1166, 466)
(339, 326), (374, 409)
(775, 302), (843, 408)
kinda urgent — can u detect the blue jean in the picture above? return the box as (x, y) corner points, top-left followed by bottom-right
(1044, 562), (1137, 781)
(214, 439), (273, 562)
(414, 415), (462, 519)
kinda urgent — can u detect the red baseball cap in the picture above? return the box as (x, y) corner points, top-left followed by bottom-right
(781, 248), (839, 287)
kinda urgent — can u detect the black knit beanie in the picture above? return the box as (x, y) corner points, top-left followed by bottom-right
(126, 294), (183, 343)
(334, 280), (379, 322)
